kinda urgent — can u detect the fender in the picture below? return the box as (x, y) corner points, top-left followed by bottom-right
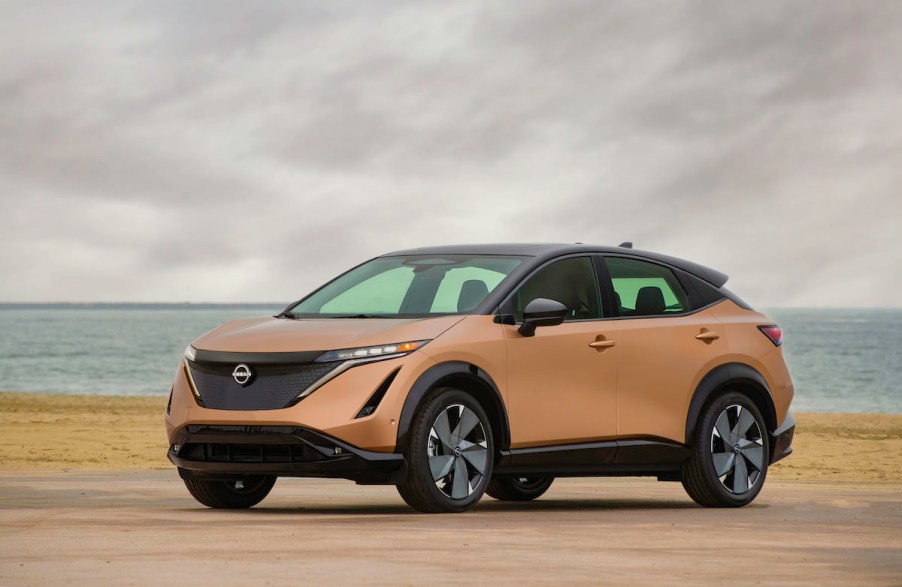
(396, 361), (510, 451)
(685, 363), (777, 443)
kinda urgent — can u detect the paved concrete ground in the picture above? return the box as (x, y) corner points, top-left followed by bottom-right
(0, 471), (900, 586)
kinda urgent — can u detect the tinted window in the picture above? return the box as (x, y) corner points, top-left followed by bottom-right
(320, 266), (414, 314)
(290, 255), (523, 317)
(513, 257), (602, 321)
(430, 266), (511, 313)
(682, 272), (726, 309)
(605, 257), (689, 317)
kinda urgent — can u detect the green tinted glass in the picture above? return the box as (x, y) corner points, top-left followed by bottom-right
(513, 256), (602, 321)
(290, 256), (523, 317)
(320, 266), (414, 314)
(430, 266), (511, 313)
(605, 257), (689, 316)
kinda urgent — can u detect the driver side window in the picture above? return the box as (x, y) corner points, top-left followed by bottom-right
(513, 257), (602, 321)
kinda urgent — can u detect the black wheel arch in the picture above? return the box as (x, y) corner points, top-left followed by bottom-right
(396, 361), (510, 453)
(685, 363), (778, 453)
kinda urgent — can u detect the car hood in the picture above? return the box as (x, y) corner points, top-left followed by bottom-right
(191, 315), (465, 353)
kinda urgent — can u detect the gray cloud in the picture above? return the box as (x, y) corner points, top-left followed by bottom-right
(1, 1), (900, 307)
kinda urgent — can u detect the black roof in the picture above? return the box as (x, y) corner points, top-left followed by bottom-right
(385, 243), (729, 287)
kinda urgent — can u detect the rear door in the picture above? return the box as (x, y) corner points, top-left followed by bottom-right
(601, 256), (727, 444)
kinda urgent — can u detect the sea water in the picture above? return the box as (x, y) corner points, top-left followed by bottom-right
(0, 306), (898, 413)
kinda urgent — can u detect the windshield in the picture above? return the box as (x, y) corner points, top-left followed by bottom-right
(286, 255), (525, 318)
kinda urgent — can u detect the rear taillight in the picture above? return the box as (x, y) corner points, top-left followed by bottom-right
(758, 325), (782, 346)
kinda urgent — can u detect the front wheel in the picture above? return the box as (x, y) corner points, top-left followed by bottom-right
(183, 474), (276, 509)
(487, 475), (554, 501)
(396, 388), (494, 513)
(682, 391), (769, 507)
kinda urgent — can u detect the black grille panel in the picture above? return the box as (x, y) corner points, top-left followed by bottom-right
(180, 442), (319, 463)
(188, 361), (339, 410)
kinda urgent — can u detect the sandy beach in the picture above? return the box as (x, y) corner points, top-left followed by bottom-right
(1, 393), (900, 585)
(1, 392), (900, 482)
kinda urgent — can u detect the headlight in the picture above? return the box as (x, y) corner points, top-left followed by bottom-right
(184, 345), (197, 362)
(315, 340), (430, 363)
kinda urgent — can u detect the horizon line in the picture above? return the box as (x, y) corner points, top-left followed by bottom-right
(0, 302), (900, 311)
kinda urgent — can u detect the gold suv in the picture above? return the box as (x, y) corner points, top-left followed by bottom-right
(165, 243), (795, 513)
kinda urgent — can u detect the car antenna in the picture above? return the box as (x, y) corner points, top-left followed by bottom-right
(618, 241), (633, 248)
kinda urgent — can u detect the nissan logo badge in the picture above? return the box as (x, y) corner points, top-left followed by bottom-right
(232, 364), (253, 386)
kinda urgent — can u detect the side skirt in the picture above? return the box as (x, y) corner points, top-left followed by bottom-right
(494, 438), (690, 478)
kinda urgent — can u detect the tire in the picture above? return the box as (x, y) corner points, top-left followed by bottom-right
(183, 474), (276, 509)
(397, 387), (494, 513)
(682, 391), (769, 507)
(487, 475), (554, 502)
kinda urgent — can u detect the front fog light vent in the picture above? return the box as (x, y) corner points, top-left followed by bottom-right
(355, 368), (400, 419)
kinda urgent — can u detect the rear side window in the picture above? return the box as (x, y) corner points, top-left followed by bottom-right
(513, 256), (602, 321)
(604, 257), (690, 317)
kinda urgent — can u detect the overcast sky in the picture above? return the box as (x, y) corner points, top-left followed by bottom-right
(1, 2), (900, 307)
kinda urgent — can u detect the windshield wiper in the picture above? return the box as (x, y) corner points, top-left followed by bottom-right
(276, 312), (387, 319)
(329, 314), (383, 319)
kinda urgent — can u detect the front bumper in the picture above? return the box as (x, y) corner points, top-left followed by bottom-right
(168, 425), (406, 485)
(770, 412), (795, 464)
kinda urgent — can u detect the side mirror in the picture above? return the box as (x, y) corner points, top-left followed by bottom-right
(518, 298), (569, 337)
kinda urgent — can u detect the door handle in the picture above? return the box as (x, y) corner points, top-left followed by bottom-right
(695, 331), (720, 341)
(589, 338), (616, 349)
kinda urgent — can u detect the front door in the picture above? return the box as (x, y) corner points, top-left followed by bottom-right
(502, 256), (619, 448)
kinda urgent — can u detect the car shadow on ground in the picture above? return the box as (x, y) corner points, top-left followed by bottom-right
(225, 498), (702, 517)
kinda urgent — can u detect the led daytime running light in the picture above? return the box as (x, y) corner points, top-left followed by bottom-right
(316, 340), (429, 363)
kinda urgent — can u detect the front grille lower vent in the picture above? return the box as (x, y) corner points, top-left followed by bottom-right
(179, 442), (319, 463)
(188, 361), (339, 410)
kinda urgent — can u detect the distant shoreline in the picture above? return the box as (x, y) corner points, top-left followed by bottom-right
(0, 302), (284, 310)
(2, 303), (900, 310)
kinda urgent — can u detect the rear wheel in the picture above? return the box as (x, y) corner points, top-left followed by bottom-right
(397, 388), (494, 513)
(487, 475), (554, 501)
(682, 391), (769, 507)
(183, 475), (276, 509)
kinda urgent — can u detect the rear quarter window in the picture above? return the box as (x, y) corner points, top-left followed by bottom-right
(680, 272), (727, 309)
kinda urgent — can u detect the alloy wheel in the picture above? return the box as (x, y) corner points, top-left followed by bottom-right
(710, 404), (765, 494)
(427, 404), (489, 499)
